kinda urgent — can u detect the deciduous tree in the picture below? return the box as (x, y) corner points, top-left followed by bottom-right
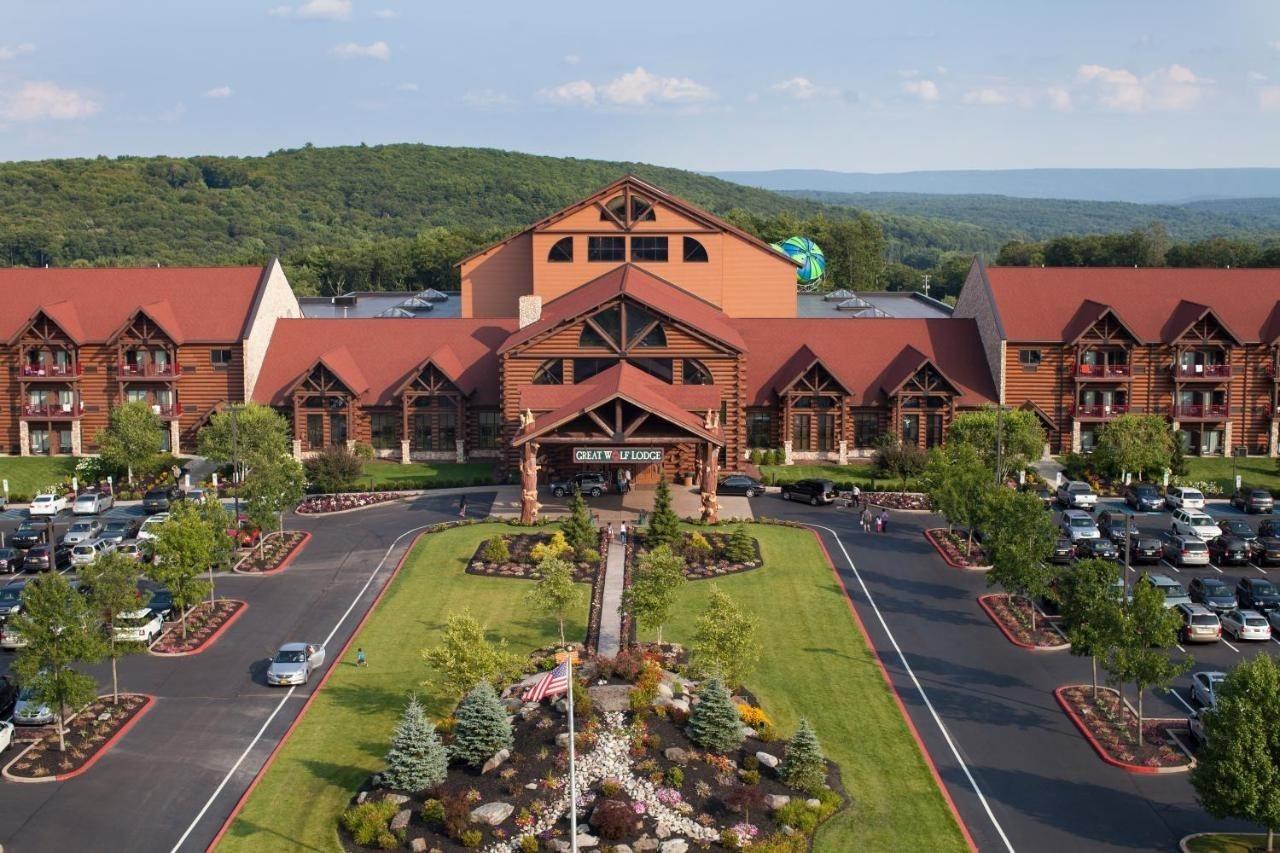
(1057, 558), (1123, 700)
(984, 488), (1058, 631)
(241, 452), (306, 554)
(923, 443), (994, 554)
(621, 543), (687, 645)
(947, 408), (1046, 481)
(96, 401), (164, 484)
(304, 446), (364, 494)
(690, 585), (759, 687)
(148, 502), (215, 639)
(196, 403), (290, 481)
(421, 609), (522, 698)
(81, 551), (151, 704)
(526, 556), (582, 645)
(1104, 579), (1190, 746)
(1091, 414), (1176, 481)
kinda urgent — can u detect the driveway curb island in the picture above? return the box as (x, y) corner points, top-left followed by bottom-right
(1054, 686), (1196, 775)
(923, 528), (993, 571)
(2, 693), (155, 784)
(231, 531), (311, 575)
(149, 600), (248, 657)
(977, 594), (1071, 652)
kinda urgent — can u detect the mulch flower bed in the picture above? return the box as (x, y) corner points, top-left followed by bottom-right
(924, 528), (991, 569)
(297, 492), (404, 514)
(151, 599), (246, 655)
(4, 694), (151, 781)
(631, 531), (763, 580)
(468, 533), (599, 582)
(864, 492), (931, 510)
(1057, 686), (1194, 772)
(235, 531), (310, 573)
(978, 593), (1067, 649)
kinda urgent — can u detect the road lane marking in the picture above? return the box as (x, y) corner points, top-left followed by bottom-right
(1222, 638), (1241, 653)
(1254, 563), (1270, 575)
(806, 523), (1016, 853)
(1175, 643), (1187, 653)
(170, 521), (431, 853)
(1168, 689), (1197, 713)
(1160, 559), (1181, 573)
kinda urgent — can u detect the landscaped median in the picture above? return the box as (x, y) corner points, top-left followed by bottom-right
(150, 599), (247, 656)
(3, 693), (153, 782)
(924, 528), (992, 570)
(233, 531), (310, 574)
(1181, 833), (1276, 852)
(978, 594), (1069, 651)
(1056, 686), (1194, 774)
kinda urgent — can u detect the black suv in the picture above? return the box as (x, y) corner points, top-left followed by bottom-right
(1209, 535), (1252, 566)
(1050, 538), (1074, 564)
(1096, 510), (1133, 544)
(779, 479), (836, 506)
(0, 547), (23, 574)
(1190, 577), (1237, 612)
(1231, 487), (1275, 514)
(549, 472), (608, 498)
(142, 486), (184, 513)
(1129, 534), (1164, 564)
(1236, 577), (1280, 612)
(9, 522), (46, 550)
(1124, 483), (1164, 512)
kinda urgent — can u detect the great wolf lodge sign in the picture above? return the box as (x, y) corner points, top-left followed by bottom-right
(572, 447), (664, 464)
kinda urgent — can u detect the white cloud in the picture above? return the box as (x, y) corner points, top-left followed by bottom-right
(1075, 63), (1203, 111)
(0, 43), (35, 61)
(333, 41), (390, 60)
(563, 54), (580, 66)
(1249, 71), (1269, 82)
(270, 0), (352, 20)
(1045, 86), (1072, 111)
(901, 79), (939, 102)
(1261, 86), (1280, 111)
(204, 85), (233, 99)
(3, 81), (100, 121)
(462, 89), (512, 108)
(395, 82), (418, 92)
(766, 77), (838, 100)
(961, 87), (1009, 105)
(541, 67), (713, 108)
(374, 9), (398, 18)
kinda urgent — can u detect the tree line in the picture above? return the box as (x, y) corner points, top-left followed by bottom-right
(997, 225), (1280, 269)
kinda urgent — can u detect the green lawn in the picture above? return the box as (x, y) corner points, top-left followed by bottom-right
(1183, 456), (1280, 494)
(759, 463), (919, 491)
(219, 523), (586, 852)
(0, 456), (79, 501)
(1185, 834), (1270, 852)
(645, 524), (968, 852)
(361, 461), (494, 490)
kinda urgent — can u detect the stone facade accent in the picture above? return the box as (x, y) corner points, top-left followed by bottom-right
(838, 439), (848, 464)
(71, 422), (82, 456)
(241, 259), (302, 402)
(783, 439), (793, 465)
(1070, 420), (1081, 453)
(292, 438), (302, 461)
(17, 422), (29, 457)
(518, 295), (543, 329)
(400, 439), (411, 464)
(953, 258), (1007, 404)
(169, 420), (181, 456)
(455, 438), (466, 463)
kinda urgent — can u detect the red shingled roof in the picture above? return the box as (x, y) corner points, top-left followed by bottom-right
(0, 266), (268, 343)
(520, 379), (721, 412)
(252, 318), (516, 407)
(499, 264), (746, 354)
(735, 318), (997, 407)
(984, 267), (1280, 343)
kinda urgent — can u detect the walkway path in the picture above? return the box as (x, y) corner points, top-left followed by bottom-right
(598, 537), (627, 658)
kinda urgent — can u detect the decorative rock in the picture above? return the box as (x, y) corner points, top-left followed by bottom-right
(663, 747), (690, 763)
(588, 684), (633, 713)
(383, 793), (410, 806)
(410, 838), (429, 852)
(481, 748), (511, 774)
(668, 698), (690, 714)
(469, 801), (514, 826)
(390, 809), (411, 832)
(613, 846), (633, 853)
(806, 798), (822, 809)
(655, 824), (671, 839)
(782, 825), (796, 836)
(575, 833), (599, 848)
(656, 682), (674, 700)
(756, 751), (780, 769)
(765, 794), (791, 810)
(633, 836), (659, 851)
(556, 732), (572, 748)
(554, 699), (568, 713)
(741, 726), (758, 738)
(356, 790), (368, 804)
(525, 782), (538, 790)
(659, 841), (688, 853)
(502, 697), (523, 713)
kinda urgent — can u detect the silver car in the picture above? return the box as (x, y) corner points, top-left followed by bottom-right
(72, 491), (114, 515)
(1163, 534), (1210, 567)
(266, 643), (326, 686)
(13, 685), (54, 726)
(1061, 510), (1100, 542)
(1190, 671), (1226, 707)
(62, 519), (104, 545)
(70, 538), (115, 567)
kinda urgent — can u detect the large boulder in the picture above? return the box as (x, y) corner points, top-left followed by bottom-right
(663, 747), (690, 764)
(481, 748), (511, 774)
(588, 684), (632, 713)
(765, 794), (791, 811)
(470, 801), (514, 826)
(390, 809), (411, 832)
(659, 841), (688, 853)
(383, 793), (410, 806)
(633, 836), (659, 851)
(755, 751), (780, 769)
(409, 838), (428, 853)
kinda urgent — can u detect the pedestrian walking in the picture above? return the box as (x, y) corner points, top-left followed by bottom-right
(860, 507), (872, 532)
(851, 484), (861, 508)
(879, 509), (889, 533)
(619, 521), (628, 544)
(356, 647), (367, 668)
(874, 515), (882, 533)
(606, 522), (614, 543)
(458, 493), (468, 518)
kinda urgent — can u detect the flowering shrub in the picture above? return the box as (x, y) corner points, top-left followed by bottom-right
(297, 492), (402, 514)
(737, 703), (772, 730)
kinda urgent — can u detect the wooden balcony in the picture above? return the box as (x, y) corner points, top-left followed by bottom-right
(119, 362), (182, 379)
(1173, 363), (1232, 381)
(149, 402), (182, 418)
(1075, 363), (1131, 380)
(21, 402), (82, 418)
(1073, 403), (1128, 420)
(1172, 403), (1228, 420)
(21, 363), (81, 380)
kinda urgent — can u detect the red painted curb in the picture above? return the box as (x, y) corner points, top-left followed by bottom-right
(977, 594), (1070, 652)
(206, 529), (428, 851)
(1053, 686), (1193, 775)
(2, 694), (155, 783)
(923, 529), (992, 571)
(150, 600), (248, 658)
(807, 528), (979, 853)
(233, 531), (312, 576)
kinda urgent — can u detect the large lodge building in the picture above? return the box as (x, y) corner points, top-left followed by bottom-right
(5, 176), (1280, 485)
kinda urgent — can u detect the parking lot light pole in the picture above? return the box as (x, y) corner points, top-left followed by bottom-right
(1124, 512), (1132, 595)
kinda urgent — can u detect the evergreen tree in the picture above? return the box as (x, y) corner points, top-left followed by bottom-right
(646, 477), (681, 548)
(780, 719), (826, 792)
(561, 488), (597, 559)
(724, 524), (757, 563)
(688, 677), (743, 754)
(450, 682), (514, 768)
(383, 696), (449, 792)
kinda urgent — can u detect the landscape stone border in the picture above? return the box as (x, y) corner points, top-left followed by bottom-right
(977, 594), (1070, 652)
(924, 528), (992, 571)
(149, 599), (248, 657)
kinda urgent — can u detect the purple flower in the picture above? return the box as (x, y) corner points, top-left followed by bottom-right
(632, 801), (648, 815)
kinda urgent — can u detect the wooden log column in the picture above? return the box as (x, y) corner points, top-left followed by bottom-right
(699, 439), (720, 524)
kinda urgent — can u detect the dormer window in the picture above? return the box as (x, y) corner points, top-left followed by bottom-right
(601, 195), (656, 223)
(548, 237), (573, 263)
(683, 237), (709, 263)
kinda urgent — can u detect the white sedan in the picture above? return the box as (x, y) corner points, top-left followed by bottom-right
(1190, 671), (1227, 707)
(28, 494), (67, 517)
(266, 643), (326, 686)
(137, 513), (170, 541)
(1221, 609), (1272, 641)
(0, 720), (12, 752)
(112, 608), (164, 645)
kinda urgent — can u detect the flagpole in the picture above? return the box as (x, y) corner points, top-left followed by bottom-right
(566, 648), (578, 852)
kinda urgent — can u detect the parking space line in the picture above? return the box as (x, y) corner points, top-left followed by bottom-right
(1175, 643), (1186, 653)
(1167, 689), (1196, 714)
(1253, 563), (1270, 575)
(1222, 638), (1241, 653)
(1159, 559), (1181, 574)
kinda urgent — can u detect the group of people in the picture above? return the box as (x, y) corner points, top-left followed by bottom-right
(859, 505), (891, 534)
(604, 521), (627, 545)
(614, 468), (633, 495)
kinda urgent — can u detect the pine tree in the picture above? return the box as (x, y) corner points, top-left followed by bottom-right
(780, 719), (826, 792)
(646, 477), (681, 549)
(688, 677), (743, 754)
(724, 525), (756, 563)
(450, 682), (514, 768)
(383, 696), (449, 791)
(561, 487), (597, 559)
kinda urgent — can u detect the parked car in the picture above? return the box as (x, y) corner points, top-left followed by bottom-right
(1097, 510), (1133, 544)
(1256, 536), (1280, 566)
(1162, 534), (1209, 567)
(138, 580), (174, 621)
(1050, 538), (1075, 565)
(1231, 487), (1274, 514)
(1237, 577), (1280, 612)
(0, 548), (22, 575)
(0, 622), (27, 651)
(0, 674), (17, 719)
(71, 490), (114, 516)
(1061, 510), (1100, 543)
(1261, 519), (1280, 539)
(186, 488), (208, 505)
(779, 479), (837, 506)
(1222, 608), (1272, 641)
(718, 474), (764, 498)
(8, 522), (46, 550)
(137, 513), (170, 541)
(24, 542), (72, 573)
(27, 493), (67, 517)
(0, 581), (27, 620)
(1188, 709), (1209, 747)
(1165, 486), (1206, 510)
(142, 486), (184, 514)
(1218, 519), (1258, 548)
(61, 519), (103, 545)
(70, 538), (115, 567)
(1209, 535), (1252, 566)
(1190, 670), (1227, 706)
(112, 608), (163, 645)
(1032, 486), (1054, 509)
(11, 684), (52, 724)
(1075, 537), (1119, 561)
(1056, 481), (1097, 510)
(1140, 574), (1192, 608)
(1265, 609), (1280, 636)
(99, 519), (139, 544)
(548, 473), (608, 498)
(226, 515), (262, 549)
(1172, 508), (1221, 541)
(1124, 483), (1165, 512)
(116, 539), (151, 563)
(1128, 534), (1165, 564)
(1189, 577), (1237, 612)
(1176, 604), (1222, 644)
(0, 720), (11, 753)
(266, 642), (326, 686)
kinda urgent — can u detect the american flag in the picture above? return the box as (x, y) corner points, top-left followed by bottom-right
(522, 660), (570, 702)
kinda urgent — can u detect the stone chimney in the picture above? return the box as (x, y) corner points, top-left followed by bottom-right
(518, 295), (543, 329)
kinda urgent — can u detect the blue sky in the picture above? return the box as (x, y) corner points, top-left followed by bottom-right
(2, 0), (1279, 171)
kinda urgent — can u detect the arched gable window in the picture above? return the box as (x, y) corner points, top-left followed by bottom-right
(600, 195), (657, 223)
(683, 358), (714, 385)
(683, 237), (709, 263)
(547, 236), (573, 263)
(532, 359), (564, 385)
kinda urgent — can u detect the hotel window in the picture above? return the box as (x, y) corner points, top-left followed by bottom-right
(631, 358), (673, 383)
(439, 411), (457, 450)
(747, 411), (773, 448)
(601, 195), (656, 222)
(683, 237), (709, 263)
(306, 414), (323, 449)
(817, 414), (836, 452)
(412, 414), (432, 450)
(853, 412), (882, 448)
(532, 359), (564, 385)
(547, 236), (573, 263)
(630, 236), (668, 262)
(1019, 349), (1041, 370)
(901, 414), (920, 445)
(626, 305), (666, 348)
(587, 236), (625, 262)
(683, 358), (714, 385)
(477, 411), (501, 450)
(792, 414), (811, 452)
(370, 413), (397, 450)
(211, 349), (233, 366)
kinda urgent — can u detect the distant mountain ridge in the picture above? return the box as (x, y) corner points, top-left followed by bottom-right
(710, 168), (1280, 204)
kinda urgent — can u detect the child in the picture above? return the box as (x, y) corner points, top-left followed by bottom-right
(356, 648), (367, 668)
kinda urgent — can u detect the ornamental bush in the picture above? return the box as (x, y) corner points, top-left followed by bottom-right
(340, 799), (400, 849)
(780, 719), (826, 792)
(724, 525), (756, 563)
(646, 478), (681, 548)
(481, 535), (510, 563)
(684, 531), (713, 562)
(304, 446), (364, 494)
(688, 678), (743, 753)
(450, 682), (513, 768)
(530, 531), (573, 563)
(382, 696), (449, 792)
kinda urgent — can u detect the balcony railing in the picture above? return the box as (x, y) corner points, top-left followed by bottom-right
(1173, 363), (1232, 380)
(1075, 363), (1131, 378)
(1074, 403), (1129, 418)
(150, 402), (182, 417)
(1172, 403), (1229, 419)
(21, 402), (82, 417)
(119, 362), (181, 378)
(22, 363), (81, 377)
